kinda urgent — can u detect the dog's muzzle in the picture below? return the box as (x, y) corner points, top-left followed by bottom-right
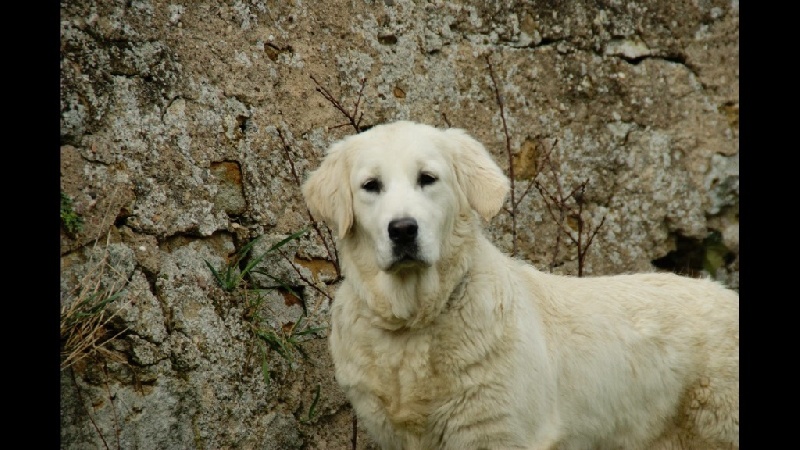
(388, 217), (422, 267)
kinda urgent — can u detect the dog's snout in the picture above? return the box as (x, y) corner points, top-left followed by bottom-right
(388, 217), (418, 244)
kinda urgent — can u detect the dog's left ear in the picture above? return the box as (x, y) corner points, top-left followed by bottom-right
(443, 128), (510, 220)
(302, 141), (354, 239)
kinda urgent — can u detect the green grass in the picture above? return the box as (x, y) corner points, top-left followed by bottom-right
(207, 228), (326, 387)
(299, 384), (322, 424)
(61, 191), (84, 235)
(247, 293), (325, 385)
(254, 314), (325, 365)
(256, 315), (325, 387)
(205, 228), (308, 292)
(242, 284), (326, 385)
(702, 230), (733, 277)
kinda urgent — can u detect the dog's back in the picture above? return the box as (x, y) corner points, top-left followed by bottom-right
(522, 267), (739, 449)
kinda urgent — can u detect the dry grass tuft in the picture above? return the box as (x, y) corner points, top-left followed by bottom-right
(60, 232), (129, 371)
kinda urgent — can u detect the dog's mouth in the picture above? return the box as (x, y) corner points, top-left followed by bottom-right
(387, 244), (428, 271)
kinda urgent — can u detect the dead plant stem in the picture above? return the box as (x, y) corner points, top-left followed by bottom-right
(485, 55), (517, 256)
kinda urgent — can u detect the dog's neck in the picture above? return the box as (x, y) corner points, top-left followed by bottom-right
(341, 214), (480, 331)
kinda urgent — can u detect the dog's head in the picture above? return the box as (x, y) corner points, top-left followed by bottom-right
(302, 121), (509, 272)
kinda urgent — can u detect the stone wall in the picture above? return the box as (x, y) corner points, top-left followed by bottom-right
(60, 1), (738, 448)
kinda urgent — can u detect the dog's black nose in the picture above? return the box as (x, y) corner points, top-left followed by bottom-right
(388, 218), (418, 244)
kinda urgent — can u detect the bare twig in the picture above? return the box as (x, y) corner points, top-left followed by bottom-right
(564, 182), (587, 205)
(103, 363), (123, 450)
(351, 77), (367, 129)
(532, 178), (566, 271)
(515, 179), (537, 207)
(441, 112), (452, 128)
(516, 140), (556, 206)
(310, 74), (367, 133)
(276, 127), (341, 279)
(352, 414), (358, 450)
(276, 248), (335, 304)
(485, 54), (517, 256)
(551, 183), (607, 275)
(70, 367), (113, 450)
(531, 143), (564, 270)
(533, 153), (607, 277)
(573, 185), (587, 277)
(581, 216), (607, 275)
(561, 182), (608, 277)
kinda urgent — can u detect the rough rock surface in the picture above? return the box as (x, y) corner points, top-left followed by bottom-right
(60, 1), (738, 448)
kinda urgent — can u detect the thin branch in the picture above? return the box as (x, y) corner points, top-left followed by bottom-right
(532, 140), (571, 272)
(276, 128), (341, 279)
(550, 212), (581, 248)
(564, 180), (588, 204)
(575, 186), (586, 276)
(584, 215), (607, 251)
(310, 74), (367, 133)
(555, 182), (590, 249)
(515, 179), (537, 207)
(351, 77), (367, 128)
(535, 175), (606, 276)
(485, 54), (517, 256)
(533, 179), (566, 271)
(276, 128), (303, 188)
(441, 112), (452, 128)
(276, 248), (336, 303)
(352, 414), (358, 450)
(306, 74), (371, 274)
(533, 179), (564, 212)
(517, 139), (557, 207)
(70, 367), (112, 450)
(103, 363), (122, 450)
(544, 150), (568, 206)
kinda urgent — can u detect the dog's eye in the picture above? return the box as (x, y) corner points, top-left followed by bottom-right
(362, 179), (382, 193)
(418, 172), (438, 187)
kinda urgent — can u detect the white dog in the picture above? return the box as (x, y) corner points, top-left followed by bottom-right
(302, 121), (739, 450)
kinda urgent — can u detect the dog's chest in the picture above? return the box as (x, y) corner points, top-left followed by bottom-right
(339, 324), (451, 432)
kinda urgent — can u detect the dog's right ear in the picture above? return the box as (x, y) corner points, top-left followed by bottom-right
(443, 128), (510, 220)
(302, 142), (353, 239)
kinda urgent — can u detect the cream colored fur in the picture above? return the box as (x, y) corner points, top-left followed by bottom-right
(302, 121), (739, 450)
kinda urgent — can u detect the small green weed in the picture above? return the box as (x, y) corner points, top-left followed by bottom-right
(702, 230), (735, 277)
(299, 384), (322, 424)
(248, 295), (325, 386)
(61, 191), (84, 235)
(254, 314), (325, 366)
(205, 228), (308, 292)
(218, 228), (324, 387)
